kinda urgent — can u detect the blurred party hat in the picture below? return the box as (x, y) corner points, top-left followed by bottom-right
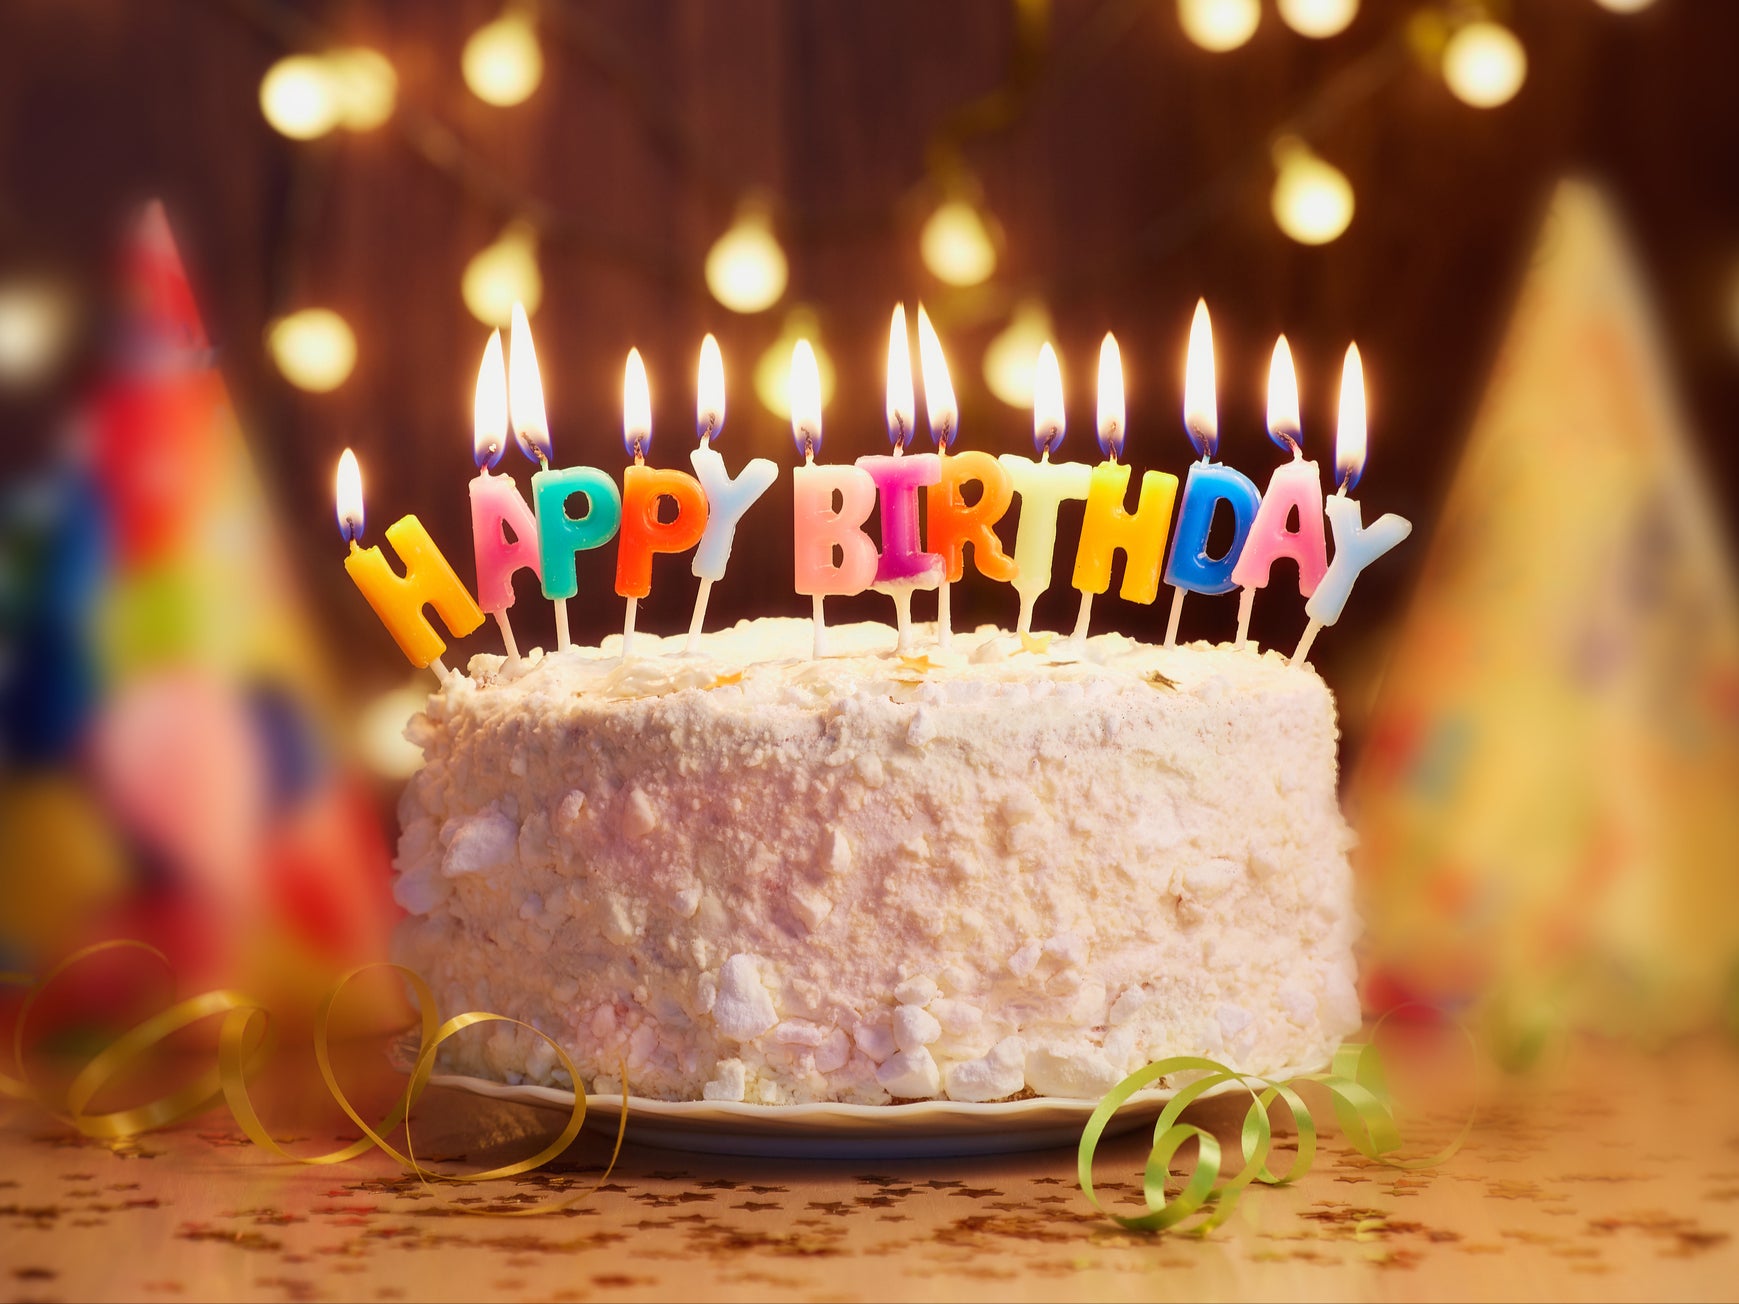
(1351, 179), (1739, 1048)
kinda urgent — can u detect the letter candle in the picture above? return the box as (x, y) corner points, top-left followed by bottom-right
(336, 448), (482, 679)
(686, 333), (778, 651)
(1230, 336), (1329, 649)
(1292, 344), (1412, 664)
(468, 329), (542, 662)
(615, 349), (709, 658)
(1069, 333), (1178, 642)
(999, 342), (1092, 637)
(510, 303), (621, 653)
(918, 305), (1015, 650)
(790, 338), (879, 659)
(858, 304), (943, 653)
(1162, 300), (1261, 645)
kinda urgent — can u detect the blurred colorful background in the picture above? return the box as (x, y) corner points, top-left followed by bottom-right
(1, 0), (1736, 1049)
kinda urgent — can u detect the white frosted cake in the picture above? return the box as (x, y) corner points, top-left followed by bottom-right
(391, 618), (1361, 1104)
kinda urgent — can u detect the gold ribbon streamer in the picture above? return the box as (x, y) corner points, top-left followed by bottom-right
(1078, 1031), (1474, 1234)
(3, 942), (625, 1216)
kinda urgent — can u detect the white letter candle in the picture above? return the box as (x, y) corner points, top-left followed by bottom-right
(1230, 334), (1328, 650)
(858, 304), (943, 653)
(1293, 344), (1412, 664)
(790, 338), (878, 658)
(468, 328), (541, 663)
(999, 341), (1091, 637)
(687, 333), (778, 651)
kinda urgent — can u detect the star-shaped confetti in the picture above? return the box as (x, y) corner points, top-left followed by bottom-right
(1019, 631), (1054, 655)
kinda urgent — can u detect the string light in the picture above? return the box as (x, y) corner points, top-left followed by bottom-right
(705, 205), (788, 314)
(259, 55), (342, 140)
(1277, 0), (1358, 39)
(755, 308), (835, 419)
(1270, 139), (1354, 245)
(266, 309), (356, 393)
(327, 47), (397, 130)
(0, 279), (73, 388)
(463, 11), (544, 107)
(462, 224), (542, 326)
(1442, 20), (1527, 108)
(1177, 0), (1260, 52)
(983, 299), (1054, 408)
(920, 199), (998, 287)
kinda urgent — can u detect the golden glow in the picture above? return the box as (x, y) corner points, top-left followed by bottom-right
(705, 208), (787, 314)
(1266, 334), (1302, 453)
(1593, 0), (1655, 10)
(754, 309), (835, 421)
(1178, 0), (1259, 52)
(1271, 140), (1354, 245)
(1336, 342), (1367, 490)
(1277, 0), (1357, 38)
(915, 304), (957, 446)
(0, 279), (72, 387)
(983, 299), (1054, 409)
(1183, 298), (1218, 458)
(789, 338), (823, 457)
(623, 348), (652, 458)
(463, 12), (544, 107)
(919, 199), (997, 287)
(328, 47), (396, 130)
(697, 333), (725, 441)
(1032, 341), (1065, 456)
(507, 301), (549, 463)
(886, 303), (916, 447)
(1097, 333), (1126, 460)
(357, 681), (431, 778)
(1442, 21), (1527, 109)
(335, 447), (365, 543)
(260, 55), (341, 140)
(462, 224), (542, 326)
(267, 308), (356, 393)
(474, 330), (508, 466)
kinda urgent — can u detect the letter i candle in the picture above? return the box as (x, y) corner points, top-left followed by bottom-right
(469, 329), (542, 663)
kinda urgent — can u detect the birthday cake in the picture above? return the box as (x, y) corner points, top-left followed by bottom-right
(390, 617), (1361, 1104)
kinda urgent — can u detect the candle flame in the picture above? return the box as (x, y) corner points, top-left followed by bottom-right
(1097, 332), (1125, 460)
(507, 301), (550, 464)
(1336, 342), (1367, 491)
(1184, 298), (1217, 458)
(623, 347), (651, 458)
(915, 304), (956, 448)
(1266, 334), (1302, 455)
(473, 329), (508, 469)
(789, 338), (822, 457)
(697, 333), (725, 443)
(1032, 341), (1065, 456)
(886, 302), (915, 449)
(335, 447), (365, 543)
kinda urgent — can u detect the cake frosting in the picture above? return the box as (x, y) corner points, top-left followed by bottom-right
(391, 617), (1361, 1104)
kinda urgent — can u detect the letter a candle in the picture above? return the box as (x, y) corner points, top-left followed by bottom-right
(469, 329), (542, 663)
(336, 448), (483, 679)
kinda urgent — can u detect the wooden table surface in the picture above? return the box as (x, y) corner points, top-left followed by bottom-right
(4, 1033), (1738, 1302)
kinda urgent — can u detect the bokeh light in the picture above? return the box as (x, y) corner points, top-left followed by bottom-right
(1593, 0), (1655, 11)
(755, 308), (836, 420)
(705, 207), (788, 314)
(462, 225), (543, 326)
(357, 682), (430, 779)
(920, 199), (997, 287)
(1442, 21), (1528, 109)
(983, 299), (1054, 408)
(259, 55), (341, 141)
(266, 308), (357, 393)
(0, 278), (74, 388)
(1177, 0), (1260, 52)
(327, 47), (397, 131)
(1270, 140), (1354, 245)
(463, 12), (544, 108)
(1277, 0), (1358, 40)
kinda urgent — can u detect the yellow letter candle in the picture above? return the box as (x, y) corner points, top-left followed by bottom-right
(918, 306), (1014, 648)
(468, 329), (541, 662)
(999, 342), (1091, 637)
(1230, 335), (1329, 649)
(1069, 332), (1178, 642)
(336, 448), (482, 677)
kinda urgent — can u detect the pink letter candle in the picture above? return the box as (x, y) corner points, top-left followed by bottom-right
(469, 329), (541, 662)
(998, 342), (1091, 637)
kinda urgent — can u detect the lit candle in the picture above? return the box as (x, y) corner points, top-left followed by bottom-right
(687, 333), (777, 652)
(469, 329), (542, 662)
(790, 338), (878, 658)
(615, 348), (709, 658)
(919, 305), (1015, 650)
(1293, 344), (1412, 664)
(511, 303), (621, 653)
(1162, 300), (1261, 645)
(336, 448), (482, 679)
(998, 342), (1092, 637)
(1069, 333), (1178, 642)
(858, 304), (943, 653)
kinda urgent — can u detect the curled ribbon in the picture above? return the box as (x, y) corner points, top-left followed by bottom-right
(1078, 1034), (1474, 1234)
(2, 940), (625, 1216)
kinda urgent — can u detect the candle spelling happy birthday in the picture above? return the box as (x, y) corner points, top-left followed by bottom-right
(469, 329), (542, 663)
(1000, 342), (1091, 638)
